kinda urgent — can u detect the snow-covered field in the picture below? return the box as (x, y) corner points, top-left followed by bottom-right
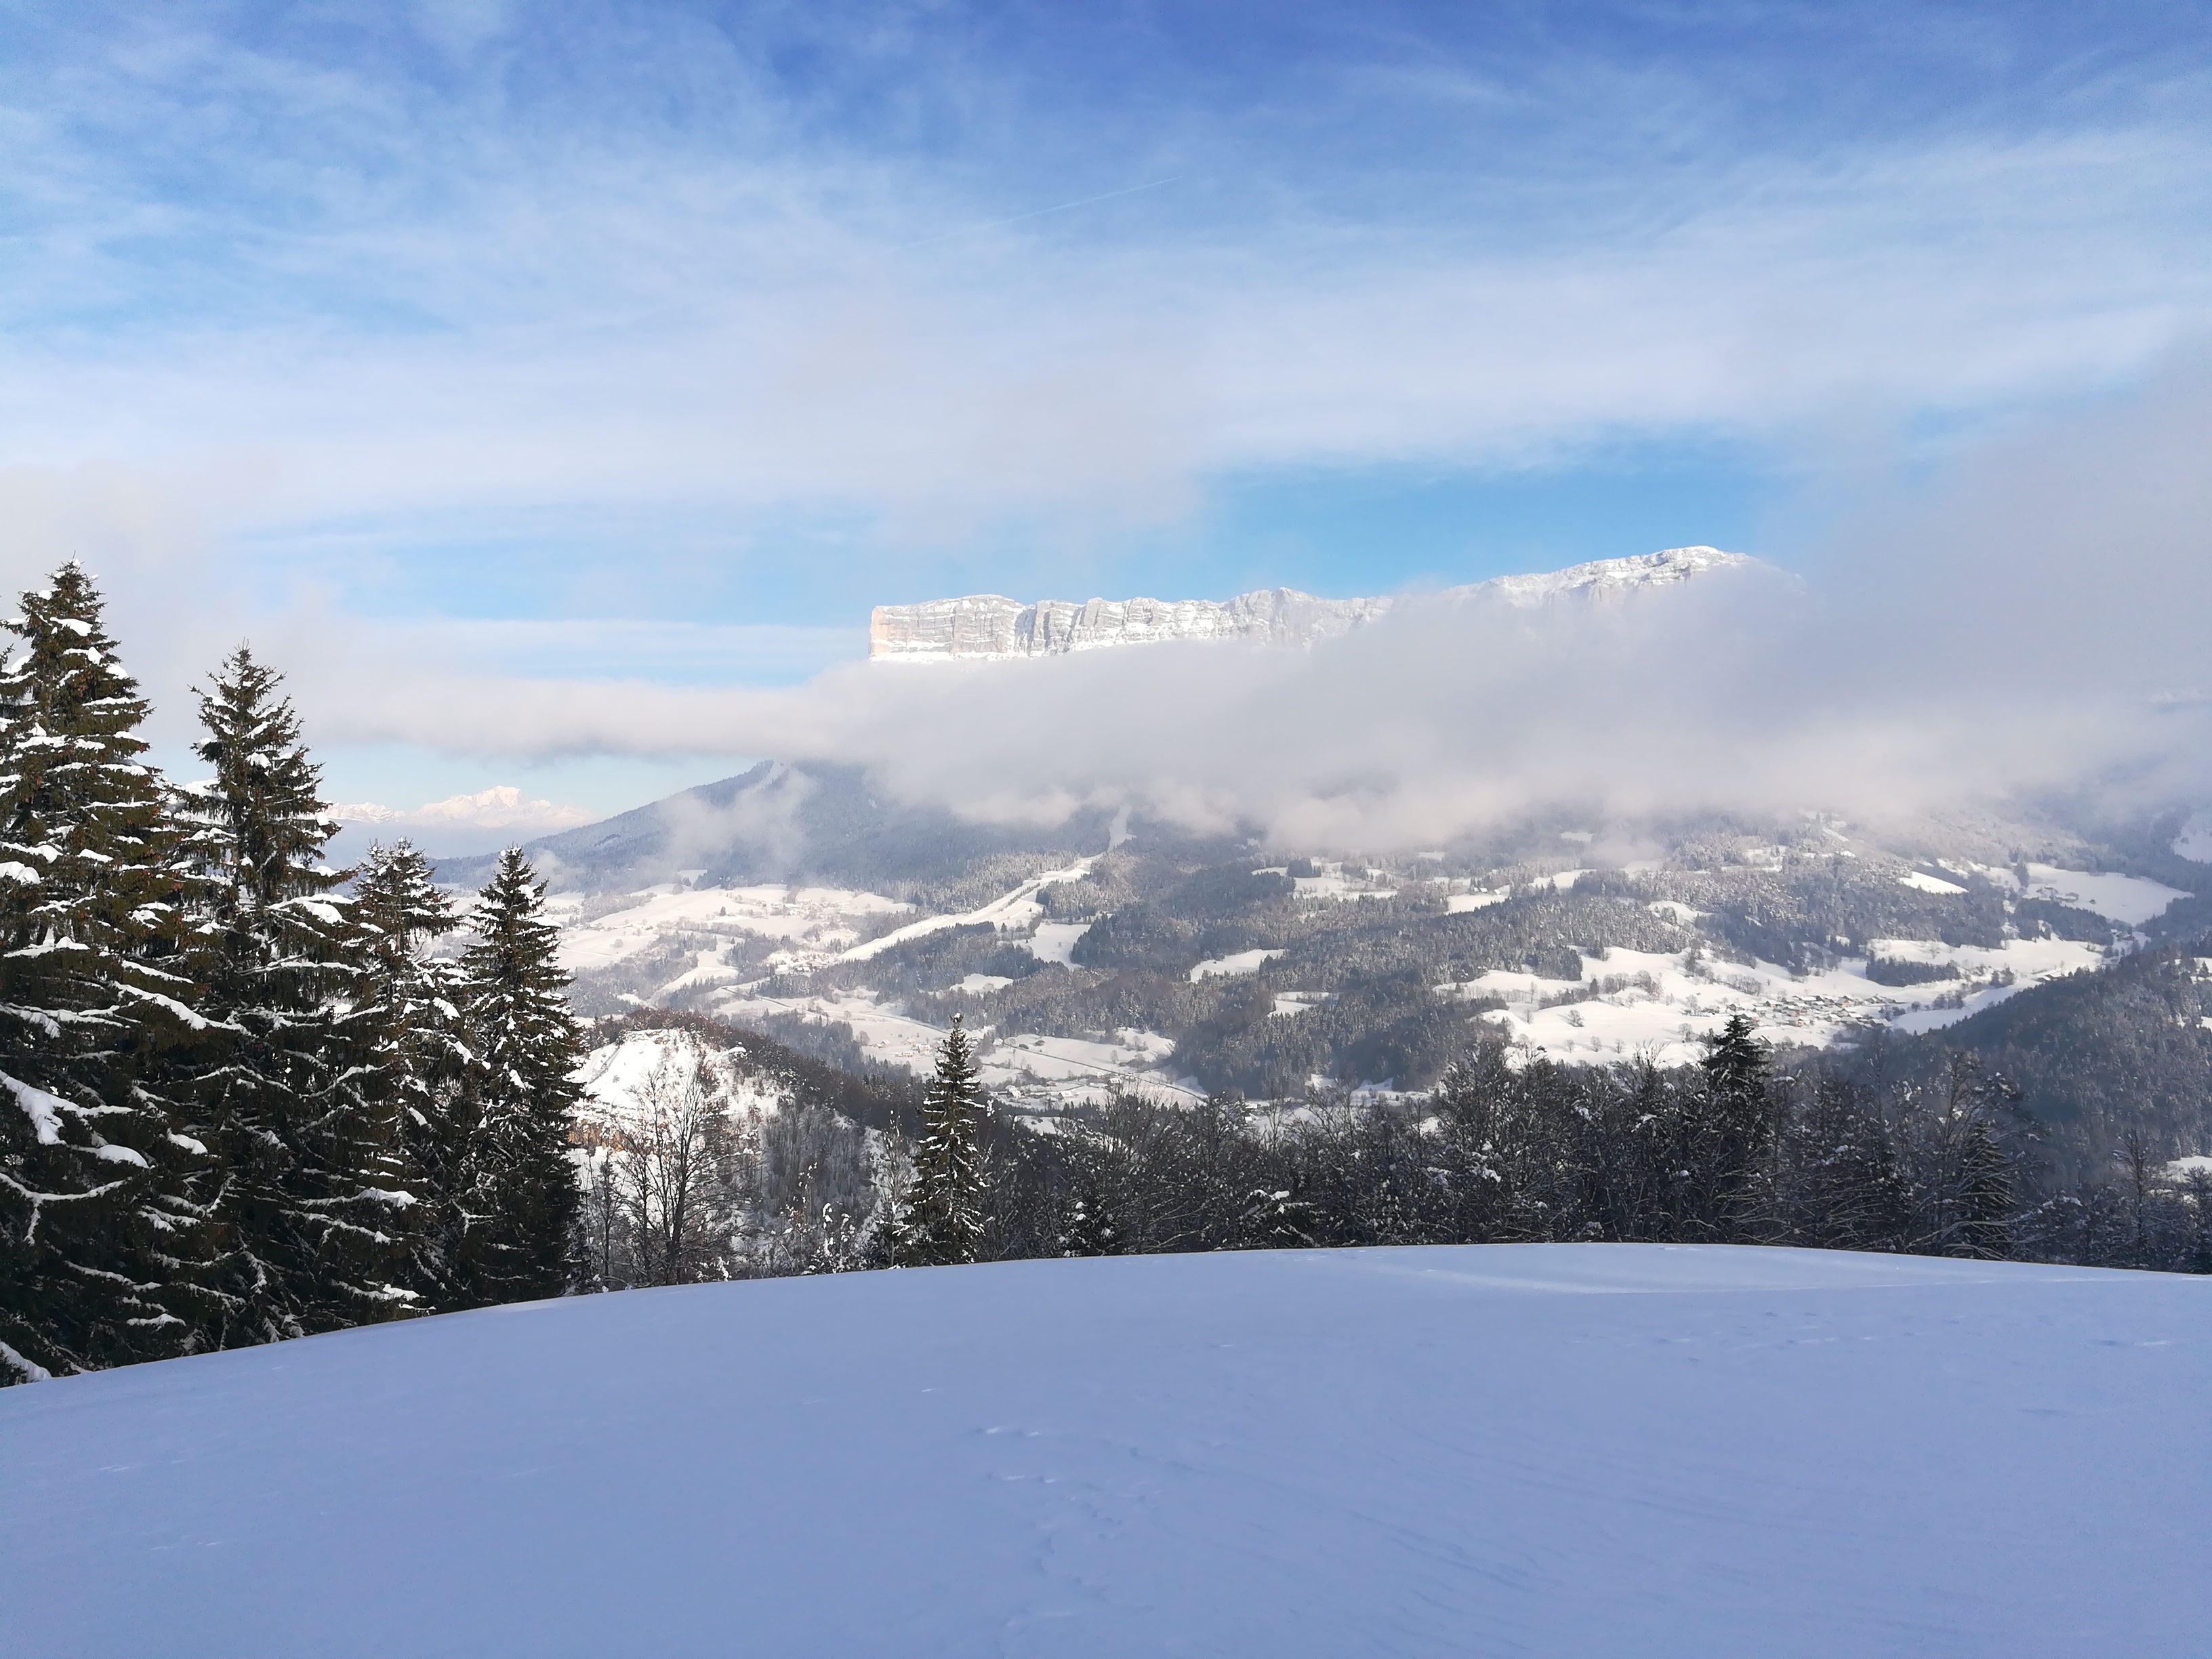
(550, 882), (912, 977)
(1443, 888), (1509, 912)
(985, 1027), (1205, 1105)
(712, 980), (1202, 1107)
(2175, 813), (2212, 865)
(1256, 859), (1401, 899)
(2015, 861), (2191, 926)
(1024, 920), (1092, 965)
(1189, 946), (1284, 980)
(1445, 938), (2105, 1068)
(573, 1027), (788, 1125)
(4, 1246), (2203, 1658)
(1895, 859), (2190, 925)
(714, 983), (956, 1071)
(837, 858), (1097, 963)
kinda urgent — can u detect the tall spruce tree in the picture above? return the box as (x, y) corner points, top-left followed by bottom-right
(1686, 1012), (1778, 1242)
(454, 848), (582, 1305)
(0, 564), (209, 1382)
(181, 647), (414, 1345)
(893, 1014), (989, 1267)
(349, 840), (472, 1310)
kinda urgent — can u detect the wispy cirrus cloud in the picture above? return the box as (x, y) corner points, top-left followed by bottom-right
(5, 3), (2209, 542)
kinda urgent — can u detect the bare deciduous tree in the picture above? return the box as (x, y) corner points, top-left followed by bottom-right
(577, 1039), (750, 1288)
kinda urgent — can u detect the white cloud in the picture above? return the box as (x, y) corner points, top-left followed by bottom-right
(9, 129), (2205, 536)
(331, 787), (596, 837)
(3, 17), (2207, 546)
(9, 354), (2207, 859)
(278, 358), (2212, 849)
(4, 7), (2208, 845)
(382, 618), (861, 684)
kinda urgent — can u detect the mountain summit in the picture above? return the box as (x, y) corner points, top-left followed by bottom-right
(868, 546), (1755, 661)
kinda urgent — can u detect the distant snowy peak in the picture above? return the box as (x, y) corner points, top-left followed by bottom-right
(869, 586), (1393, 663)
(329, 786), (596, 834)
(328, 800), (407, 825)
(869, 546), (1758, 662)
(1475, 544), (1755, 607)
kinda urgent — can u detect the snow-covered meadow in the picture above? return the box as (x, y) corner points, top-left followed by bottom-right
(547, 881), (916, 979)
(3, 1245), (2205, 1657)
(1453, 936), (2110, 1067)
(571, 1026), (790, 1128)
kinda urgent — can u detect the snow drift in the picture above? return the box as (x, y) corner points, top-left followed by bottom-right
(3, 1244), (2206, 1658)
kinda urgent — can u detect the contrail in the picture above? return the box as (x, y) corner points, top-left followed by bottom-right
(889, 176), (1184, 251)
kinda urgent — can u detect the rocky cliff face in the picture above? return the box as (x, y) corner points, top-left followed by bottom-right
(869, 546), (1753, 661)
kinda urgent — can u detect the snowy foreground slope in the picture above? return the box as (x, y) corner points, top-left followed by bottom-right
(4, 1248), (2207, 1659)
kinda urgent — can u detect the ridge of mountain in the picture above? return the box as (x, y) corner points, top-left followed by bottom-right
(429, 760), (1120, 901)
(867, 545), (1755, 661)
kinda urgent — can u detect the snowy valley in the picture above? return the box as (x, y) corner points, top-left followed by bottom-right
(409, 544), (2212, 1143)
(496, 781), (2207, 1141)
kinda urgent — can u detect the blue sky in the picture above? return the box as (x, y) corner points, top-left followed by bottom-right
(3, 0), (2210, 841)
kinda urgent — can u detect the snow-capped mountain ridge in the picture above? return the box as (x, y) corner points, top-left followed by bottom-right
(868, 546), (1755, 661)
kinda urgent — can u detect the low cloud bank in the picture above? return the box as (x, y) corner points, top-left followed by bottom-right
(298, 361), (2212, 850)
(326, 787), (596, 859)
(9, 361), (2205, 856)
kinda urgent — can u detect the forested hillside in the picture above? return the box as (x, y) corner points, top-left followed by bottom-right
(1872, 944), (2212, 1176)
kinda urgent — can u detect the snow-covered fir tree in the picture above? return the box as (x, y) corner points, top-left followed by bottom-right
(1059, 1174), (1124, 1258)
(893, 1014), (989, 1267)
(1778, 1076), (1909, 1252)
(454, 848), (583, 1305)
(1909, 1052), (2020, 1260)
(0, 565), (209, 1384)
(180, 647), (415, 1345)
(1687, 1011), (1779, 1242)
(349, 840), (473, 1309)
(1057, 1124), (1127, 1257)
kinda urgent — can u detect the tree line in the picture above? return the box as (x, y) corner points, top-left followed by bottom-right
(959, 1017), (2212, 1274)
(582, 1004), (2211, 1288)
(1, 565), (583, 1383)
